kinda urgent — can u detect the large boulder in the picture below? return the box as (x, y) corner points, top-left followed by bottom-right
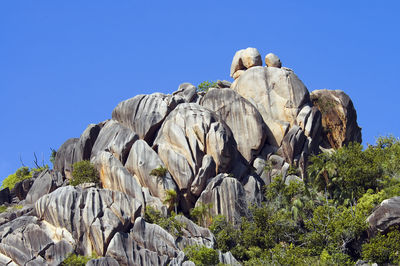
(0, 216), (73, 266)
(310, 89), (362, 149)
(35, 186), (142, 256)
(112, 93), (175, 144)
(54, 138), (79, 179)
(92, 151), (145, 205)
(232, 66), (311, 146)
(125, 140), (177, 201)
(230, 47), (262, 79)
(367, 196), (400, 235)
(74, 123), (102, 162)
(201, 88), (268, 163)
(91, 120), (138, 165)
(25, 169), (63, 204)
(174, 215), (216, 249)
(195, 174), (248, 224)
(154, 103), (245, 207)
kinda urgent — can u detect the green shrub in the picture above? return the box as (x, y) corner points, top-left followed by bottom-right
(197, 81), (218, 92)
(184, 245), (219, 266)
(61, 253), (96, 266)
(190, 202), (213, 227)
(2, 167), (32, 190)
(70, 161), (99, 186)
(362, 227), (400, 265)
(150, 166), (168, 177)
(0, 205), (8, 213)
(144, 206), (184, 237)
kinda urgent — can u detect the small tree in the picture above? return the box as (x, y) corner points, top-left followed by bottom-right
(197, 81), (218, 92)
(70, 161), (99, 186)
(163, 189), (178, 213)
(184, 245), (219, 266)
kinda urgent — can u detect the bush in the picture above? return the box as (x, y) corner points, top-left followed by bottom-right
(150, 166), (168, 177)
(70, 161), (99, 186)
(61, 253), (96, 266)
(2, 167), (32, 190)
(144, 206), (184, 237)
(197, 81), (218, 92)
(0, 205), (8, 213)
(362, 227), (400, 265)
(184, 245), (219, 266)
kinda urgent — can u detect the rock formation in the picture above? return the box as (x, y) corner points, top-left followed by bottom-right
(0, 47), (362, 265)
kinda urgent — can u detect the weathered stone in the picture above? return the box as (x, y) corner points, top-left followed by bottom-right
(190, 155), (216, 196)
(74, 123), (102, 162)
(106, 231), (170, 266)
(216, 80), (231, 88)
(367, 196), (400, 235)
(54, 138), (79, 179)
(0, 188), (10, 205)
(87, 257), (120, 266)
(232, 69), (245, 80)
(91, 120), (138, 165)
(43, 240), (74, 265)
(11, 178), (34, 201)
(311, 89), (362, 149)
(230, 49), (245, 77)
(232, 66), (310, 146)
(154, 103), (243, 196)
(230, 48), (262, 78)
(35, 186), (141, 256)
(174, 215), (215, 249)
(112, 93), (173, 143)
(0, 206), (34, 227)
(219, 251), (241, 265)
(195, 174), (248, 224)
(172, 83), (198, 104)
(278, 125), (307, 165)
(125, 140), (177, 201)
(25, 169), (63, 204)
(92, 151), (145, 205)
(201, 88), (268, 162)
(265, 53), (282, 68)
(242, 174), (264, 207)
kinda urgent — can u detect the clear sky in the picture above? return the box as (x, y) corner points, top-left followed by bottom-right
(1, 1), (399, 182)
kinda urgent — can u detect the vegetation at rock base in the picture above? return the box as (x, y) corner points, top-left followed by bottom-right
(0, 205), (8, 213)
(201, 136), (400, 265)
(197, 80), (218, 92)
(190, 202), (213, 227)
(1, 165), (48, 190)
(184, 245), (220, 266)
(61, 253), (97, 266)
(70, 160), (99, 186)
(144, 206), (185, 237)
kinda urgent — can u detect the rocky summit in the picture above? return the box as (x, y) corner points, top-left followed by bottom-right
(0, 48), (362, 265)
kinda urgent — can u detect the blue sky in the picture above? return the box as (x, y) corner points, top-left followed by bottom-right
(1, 1), (399, 182)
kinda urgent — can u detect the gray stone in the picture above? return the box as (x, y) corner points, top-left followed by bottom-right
(230, 48), (262, 78)
(125, 140), (177, 201)
(11, 178), (34, 201)
(174, 215), (215, 250)
(218, 250), (241, 265)
(112, 93), (173, 143)
(190, 155), (216, 196)
(242, 174), (264, 207)
(154, 103), (243, 198)
(201, 88), (268, 162)
(91, 120), (138, 165)
(35, 186), (142, 256)
(265, 53), (282, 68)
(54, 138), (79, 179)
(25, 169), (62, 204)
(91, 151), (145, 206)
(74, 123), (102, 162)
(367, 196), (400, 235)
(172, 83), (198, 103)
(232, 66), (311, 146)
(278, 125), (307, 165)
(0, 188), (10, 205)
(195, 174), (248, 224)
(87, 257), (120, 266)
(216, 80), (231, 88)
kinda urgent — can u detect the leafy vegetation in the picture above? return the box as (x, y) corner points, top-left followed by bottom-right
(0, 205), (8, 213)
(61, 253), (97, 266)
(163, 189), (178, 213)
(2, 166), (48, 190)
(150, 165), (168, 177)
(184, 245), (219, 266)
(197, 81), (218, 92)
(144, 206), (185, 237)
(201, 136), (400, 265)
(70, 161), (99, 186)
(190, 202), (213, 227)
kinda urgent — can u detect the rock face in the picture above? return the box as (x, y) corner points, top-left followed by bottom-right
(232, 66), (311, 146)
(195, 174), (248, 224)
(112, 93), (172, 144)
(311, 89), (362, 149)
(367, 196), (400, 235)
(0, 47), (364, 265)
(125, 140), (177, 201)
(35, 186), (142, 256)
(201, 88), (268, 163)
(154, 103), (244, 207)
(91, 120), (138, 165)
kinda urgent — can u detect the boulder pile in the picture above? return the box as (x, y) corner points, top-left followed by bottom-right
(0, 47), (362, 265)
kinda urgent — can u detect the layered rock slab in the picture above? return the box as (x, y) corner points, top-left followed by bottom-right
(35, 186), (142, 256)
(201, 88), (268, 163)
(154, 103), (244, 202)
(232, 66), (311, 146)
(311, 89), (362, 149)
(367, 196), (400, 235)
